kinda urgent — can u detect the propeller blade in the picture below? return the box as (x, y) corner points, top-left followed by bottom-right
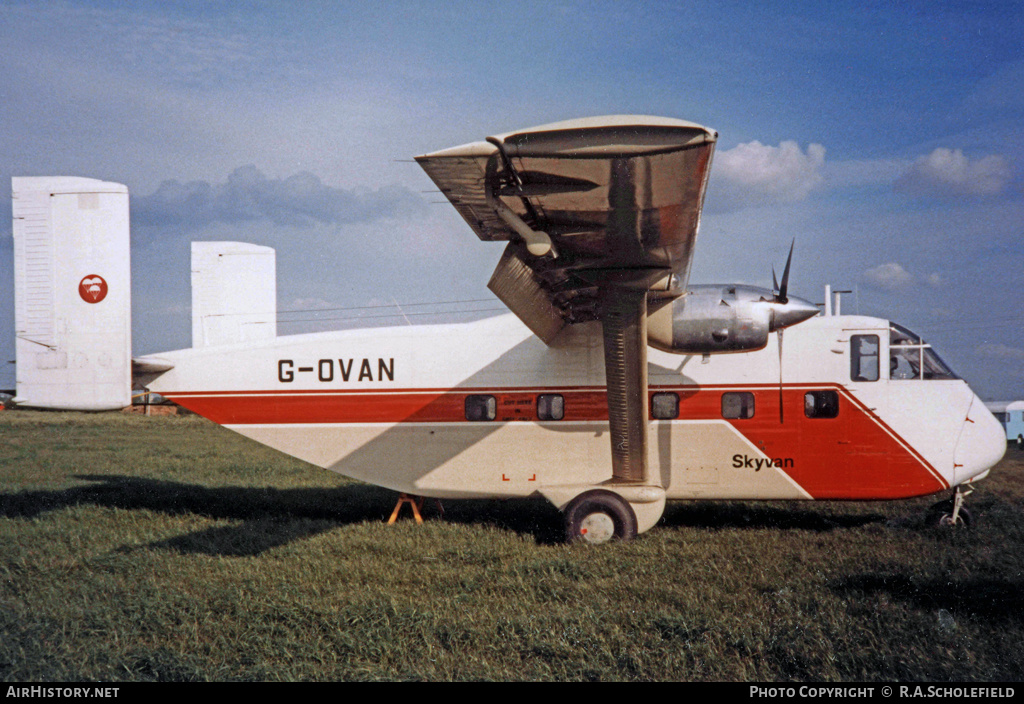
(777, 240), (794, 304)
(772, 266), (779, 294)
(778, 328), (785, 424)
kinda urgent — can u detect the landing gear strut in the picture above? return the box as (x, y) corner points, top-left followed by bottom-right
(926, 486), (973, 528)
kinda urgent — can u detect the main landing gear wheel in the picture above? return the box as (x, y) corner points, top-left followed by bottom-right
(564, 490), (638, 545)
(926, 499), (973, 528)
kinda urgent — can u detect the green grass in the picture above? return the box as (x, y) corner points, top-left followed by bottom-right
(1, 410), (1022, 681)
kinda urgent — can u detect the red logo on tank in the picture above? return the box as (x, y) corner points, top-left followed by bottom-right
(79, 275), (108, 304)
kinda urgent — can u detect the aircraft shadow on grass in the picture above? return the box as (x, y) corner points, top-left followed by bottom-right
(661, 502), (887, 531)
(0, 473), (891, 556)
(0, 474), (566, 554)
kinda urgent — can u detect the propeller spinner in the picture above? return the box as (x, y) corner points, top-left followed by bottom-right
(648, 241), (818, 355)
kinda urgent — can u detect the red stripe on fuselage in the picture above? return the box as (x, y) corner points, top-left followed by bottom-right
(166, 386), (609, 424)
(163, 384), (947, 500)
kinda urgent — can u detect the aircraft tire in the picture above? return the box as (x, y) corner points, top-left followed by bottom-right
(926, 500), (973, 528)
(564, 490), (638, 545)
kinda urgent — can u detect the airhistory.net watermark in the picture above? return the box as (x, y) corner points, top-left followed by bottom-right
(6, 688), (119, 698)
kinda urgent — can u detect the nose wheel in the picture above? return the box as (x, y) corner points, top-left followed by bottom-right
(926, 486), (973, 528)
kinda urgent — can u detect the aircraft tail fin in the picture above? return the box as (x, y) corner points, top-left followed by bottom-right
(11, 177), (132, 410)
(191, 241), (276, 348)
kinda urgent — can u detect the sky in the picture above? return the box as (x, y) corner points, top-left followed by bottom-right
(1, 0), (1022, 400)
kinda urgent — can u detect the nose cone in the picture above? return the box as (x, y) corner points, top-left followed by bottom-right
(954, 395), (1007, 484)
(771, 295), (820, 331)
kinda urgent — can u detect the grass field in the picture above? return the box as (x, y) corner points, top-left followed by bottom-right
(1, 410), (1022, 682)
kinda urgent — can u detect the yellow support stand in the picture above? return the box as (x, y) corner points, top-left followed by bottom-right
(387, 493), (444, 524)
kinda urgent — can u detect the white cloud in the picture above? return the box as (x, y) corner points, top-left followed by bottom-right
(862, 262), (943, 291)
(863, 262), (914, 291)
(132, 166), (427, 231)
(894, 148), (1012, 198)
(708, 140), (826, 210)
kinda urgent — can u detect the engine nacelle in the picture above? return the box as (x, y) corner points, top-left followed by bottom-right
(647, 284), (818, 354)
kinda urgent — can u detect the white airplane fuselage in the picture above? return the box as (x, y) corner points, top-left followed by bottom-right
(11, 146), (1006, 541)
(147, 312), (1006, 503)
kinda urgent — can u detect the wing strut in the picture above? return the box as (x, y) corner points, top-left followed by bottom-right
(600, 285), (650, 484)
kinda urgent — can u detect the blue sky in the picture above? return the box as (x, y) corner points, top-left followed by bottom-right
(1, 1), (1022, 400)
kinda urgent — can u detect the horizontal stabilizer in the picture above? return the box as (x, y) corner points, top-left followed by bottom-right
(132, 356), (174, 374)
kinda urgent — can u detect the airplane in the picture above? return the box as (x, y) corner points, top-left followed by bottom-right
(9, 116), (1006, 544)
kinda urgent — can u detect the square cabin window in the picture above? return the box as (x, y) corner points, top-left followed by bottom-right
(652, 392), (679, 420)
(804, 390), (839, 418)
(722, 392), (755, 419)
(851, 334), (880, 382)
(537, 394), (564, 421)
(465, 395), (496, 421)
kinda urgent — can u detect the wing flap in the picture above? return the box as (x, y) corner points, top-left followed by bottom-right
(487, 244), (566, 344)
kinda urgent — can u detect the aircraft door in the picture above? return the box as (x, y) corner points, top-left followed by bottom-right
(837, 329), (891, 492)
(844, 329), (888, 420)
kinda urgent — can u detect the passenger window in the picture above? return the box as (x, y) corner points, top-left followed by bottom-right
(722, 392), (754, 419)
(537, 394), (564, 421)
(652, 392), (679, 420)
(465, 395), (496, 421)
(804, 391), (839, 418)
(851, 335), (879, 382)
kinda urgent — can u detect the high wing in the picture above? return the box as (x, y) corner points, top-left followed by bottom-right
(417, 115), (717, 486)
(416, 115), (717, 340)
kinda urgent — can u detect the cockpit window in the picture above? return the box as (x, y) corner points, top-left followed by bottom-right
(889, 323), (958, 381)
(890, 324), (921, 346)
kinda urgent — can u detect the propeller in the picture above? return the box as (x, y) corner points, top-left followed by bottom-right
(773, 240), (795, 423)
(778, 327), (785, 424)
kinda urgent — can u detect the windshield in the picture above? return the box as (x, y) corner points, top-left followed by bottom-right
(889, 323), (958, 380)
